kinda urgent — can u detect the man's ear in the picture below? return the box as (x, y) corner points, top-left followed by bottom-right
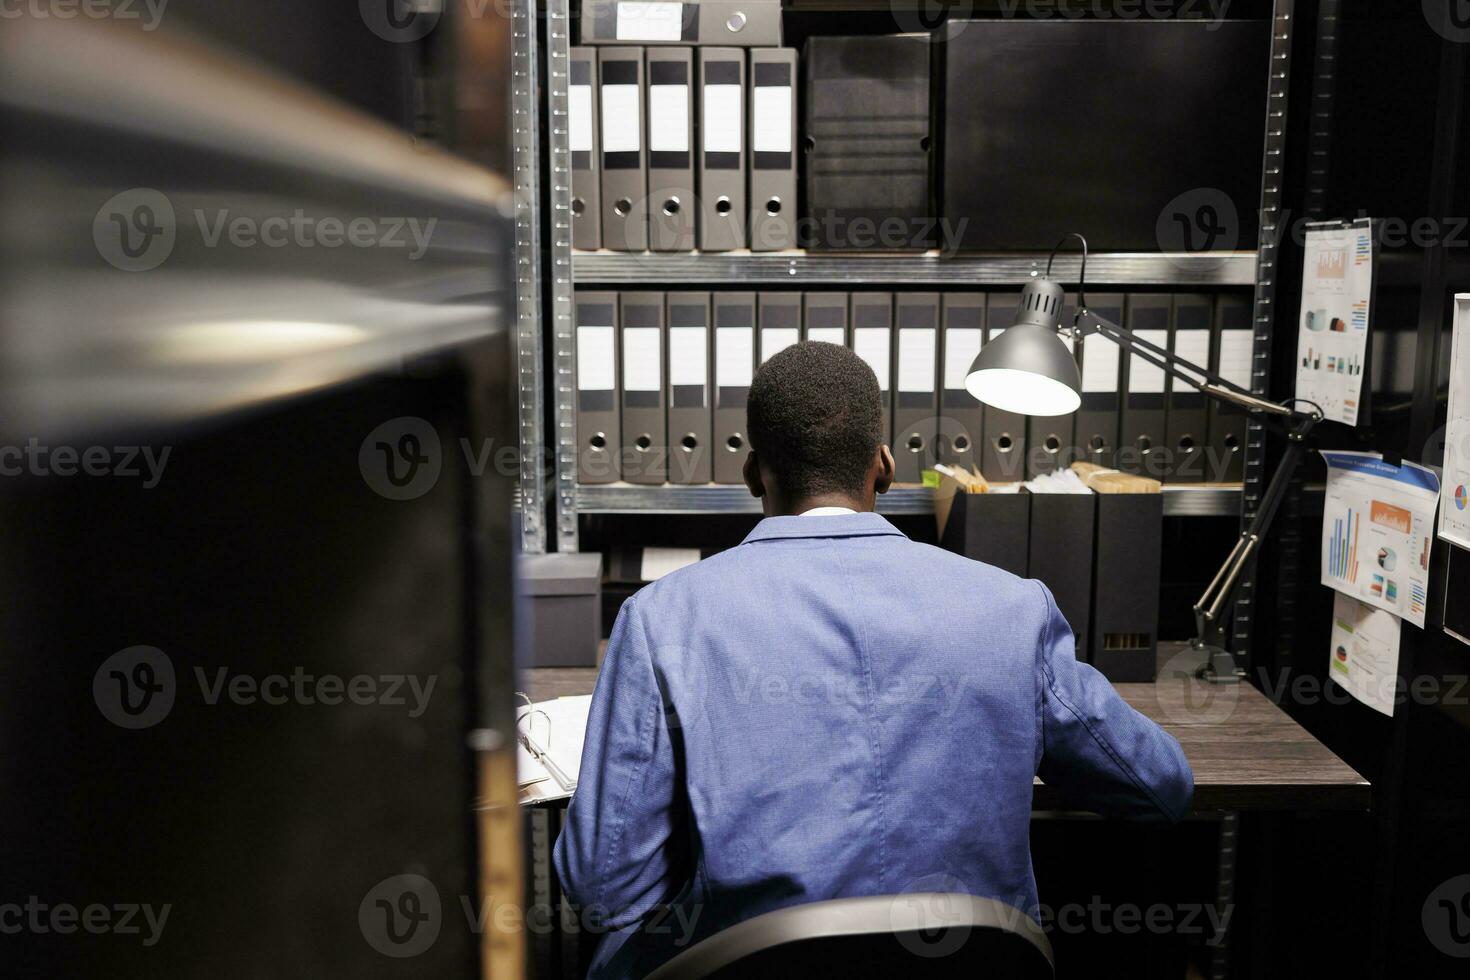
(874, 445), (896, 495)
(742, 451), (765, 499)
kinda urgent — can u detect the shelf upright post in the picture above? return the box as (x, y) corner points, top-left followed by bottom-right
(512, 0), (548, 554)
(547, 0), (580, 553)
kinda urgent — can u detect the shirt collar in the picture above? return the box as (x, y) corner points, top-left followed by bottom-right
(741, 510), (906, 544)
(799, 506), (858, 517)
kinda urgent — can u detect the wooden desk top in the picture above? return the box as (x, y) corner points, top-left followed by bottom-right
(520, 645), (1370, 813)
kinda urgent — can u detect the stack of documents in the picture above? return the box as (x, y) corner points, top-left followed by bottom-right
(517, 695), (594, 801)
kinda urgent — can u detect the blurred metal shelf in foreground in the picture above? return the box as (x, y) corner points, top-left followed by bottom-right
(572, 483), (1243, 517)
(571, 250), (1259, 287)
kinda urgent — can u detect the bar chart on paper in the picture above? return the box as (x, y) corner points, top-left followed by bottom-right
(1328, 508), (1360, 583)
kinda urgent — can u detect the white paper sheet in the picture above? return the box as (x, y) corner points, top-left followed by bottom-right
(621, 327), (661, 391)
(1081, 334), (1120, 393)
(1128, 330), (1168, 394)
(576, 326), (615, 391)
(641, 547), (701, 581)
(600, 84), (641, 153)
(702, 85), (742, 153)
(648, 84), (690, 152)
(853, 328), (891, 391)
(760, 327), (798, 363)
(668, 327), (707, 387)
(517, 695), (593, 793)
(715, 327), (753, 387)
(1320, 450), (1440, 627)
(615, 1), (683, 41)
(1328, 592), (1402, 717)
(944, 328), (982, 391)
(1438, 295), (1470, 549)
(1296, 219), (1374, 425)
(753, 86), (793, 153)
(898, 329), (936, 392)
(807, 328), (846, 346)
(569, 84), (594, 153)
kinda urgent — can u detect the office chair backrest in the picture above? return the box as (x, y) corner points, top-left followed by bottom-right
(645, 893), (1054, 980)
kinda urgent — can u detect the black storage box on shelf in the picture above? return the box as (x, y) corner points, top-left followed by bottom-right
(938, 491), (1030, 579)
(938, 18), (1269, 251)
(803, 35), (935, 251)
(1024, 490), (1095, 660)
(1089, 493), (1164, 682)
(518, 552), (603, 667)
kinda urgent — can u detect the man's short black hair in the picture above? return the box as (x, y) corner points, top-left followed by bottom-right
(747, 341), (883, 499)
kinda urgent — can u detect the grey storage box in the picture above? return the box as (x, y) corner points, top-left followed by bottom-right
(518, 553), (603, 667)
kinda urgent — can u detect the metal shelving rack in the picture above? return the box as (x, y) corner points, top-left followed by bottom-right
(527, 1), (1298, 575)
(513, 0), (548, 554)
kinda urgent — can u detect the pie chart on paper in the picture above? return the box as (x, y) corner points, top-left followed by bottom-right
(1456, 485), (1468, 510)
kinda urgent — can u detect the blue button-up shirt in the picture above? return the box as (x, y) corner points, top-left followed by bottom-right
(554, 512), (1193, 977)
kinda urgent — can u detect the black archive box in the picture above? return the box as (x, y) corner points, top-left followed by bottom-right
(938, 492), (1030, 579)
(1089, 493), (1163, 682)
(1025, 490), (1095, 660)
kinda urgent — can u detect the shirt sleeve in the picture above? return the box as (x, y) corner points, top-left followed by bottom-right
(553, 596), (685, 929)
(1034, 581), (1194, 822)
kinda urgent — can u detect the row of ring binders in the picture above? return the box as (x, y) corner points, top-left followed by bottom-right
(573, 290), (1256, 487)
(570, 44), (797, 251)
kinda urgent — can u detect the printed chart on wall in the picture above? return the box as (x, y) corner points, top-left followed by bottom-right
(1328, 591), (1402, 717)
(1321, 450), (1439, 627)
(1296, 219), (1375, 425)
(1438, 294), (1470, 549)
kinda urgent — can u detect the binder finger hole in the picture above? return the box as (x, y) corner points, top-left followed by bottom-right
(725, 433), (744, 453)
(804, 136), (816, 152)
(906, 434), (924, 453)
(662, 197), (681, 216)
(919, 136), (932, 152)
(715, 197), (732, 216)
(1044, 435), (1061, 454)
(635, 435), (653, 452)
(953, 435), (970, 453)
(588, 432), (607, 451)
(765, 197), (782, 216)
(1224, 433), (1240, 452)
(571, 197), (585, 216)
(996, 434), (1013, 452)
(1137, 435), (1153, 454)
(614, 198), (632, 217)
(1088, 435), (1108, 453)
(680, 434), (699, 453)
(1178, 435), (1197, 452)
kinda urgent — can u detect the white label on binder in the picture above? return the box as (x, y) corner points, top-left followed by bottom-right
(898, 329), (936, 392)
(622, 327), (661, 391)
(1218, 329), (1254, 389)
(649, 84), (689, 153)
(807, 328), (845, 346)
(761, 328), (798, 362)
(1128, 329), (1169, 394)
(570, 85), (594, 153)
(703, 85), (742, 153)
(715, 327), (753, 387)
(1081, 333), (1119, 392)
(854, 328), (891, 391)
(615, 1), (683, 41)
(943, 328), (982, 390)
(669, 327), (707, 386)
(577, 326), (615, 391)
(753, 86), (793, 153)
(641, 546), (701, 581)
(601, 84), (640, 153)
(1173, 329), (1211, 385)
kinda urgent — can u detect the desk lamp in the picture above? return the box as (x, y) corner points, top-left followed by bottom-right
(967, 234), (1321, 683)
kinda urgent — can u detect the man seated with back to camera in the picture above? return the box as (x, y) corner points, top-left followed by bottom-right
(555, 340), (1194, 977)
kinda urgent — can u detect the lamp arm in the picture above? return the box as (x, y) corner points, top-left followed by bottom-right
(1076, 308), (1264, 407)
(1189, 407), (1320, 679)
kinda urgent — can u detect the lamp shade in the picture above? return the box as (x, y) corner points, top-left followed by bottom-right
(965, 321), (1082, 416)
